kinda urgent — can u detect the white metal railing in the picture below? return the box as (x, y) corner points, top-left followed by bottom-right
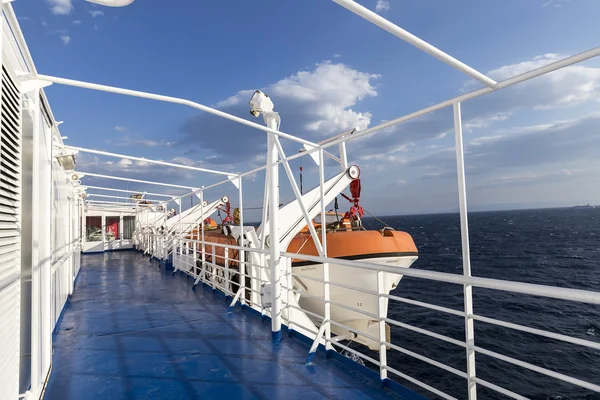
(148, 233), (600, 400)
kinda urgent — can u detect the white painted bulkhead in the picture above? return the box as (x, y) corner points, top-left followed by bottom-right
(0, 7), (82, 400)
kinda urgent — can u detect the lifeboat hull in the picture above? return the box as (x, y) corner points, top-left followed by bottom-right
(288, 230), (418, 350)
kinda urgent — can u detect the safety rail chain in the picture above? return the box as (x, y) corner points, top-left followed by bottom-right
(135, 234), (600, 400)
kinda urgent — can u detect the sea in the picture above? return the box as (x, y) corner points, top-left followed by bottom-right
(357, 207), (600, 400)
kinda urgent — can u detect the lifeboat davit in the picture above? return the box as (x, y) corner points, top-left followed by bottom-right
(186, 179), (418, 350)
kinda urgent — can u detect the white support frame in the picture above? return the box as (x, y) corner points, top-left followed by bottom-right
(87, 193), (162, 203)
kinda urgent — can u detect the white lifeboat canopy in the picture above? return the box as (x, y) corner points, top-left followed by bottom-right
(86, 0), (135, 7)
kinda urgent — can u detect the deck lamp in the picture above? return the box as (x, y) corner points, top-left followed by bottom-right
(56, 154), (76, 171)
(249, 90), (274, 117)
(86, 0), (135, 6)
(55, 150), (77, 171)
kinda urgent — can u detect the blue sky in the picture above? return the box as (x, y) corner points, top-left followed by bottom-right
(14, 0), (600, 219)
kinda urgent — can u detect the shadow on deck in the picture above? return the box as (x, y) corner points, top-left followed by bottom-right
(44, 250), (421, 400)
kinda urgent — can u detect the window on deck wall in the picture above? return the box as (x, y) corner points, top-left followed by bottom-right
(123, 216), (135, 239)
(106, 216), (120, 240)
(86, 216), (102, 242)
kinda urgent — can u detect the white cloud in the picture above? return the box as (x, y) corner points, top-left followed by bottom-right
(171, 156), (198, 167)
(215, 90), (254, 108)
(333, 54), (342, 58)
(60, 34), (71, 45)
(111, 135), (176, 148)
(89, 10), (104, 18)
(117, 158), (133, 168)
(270, 62), (378, 134)
(48, 0), (73, 15)
(114, 126), (127, 132)
(18, 16), (31, 21)
(183, 62), (379, 163)
(41, 17), (48, 27)
(214, 62), (378, 134)
(462, 112), (511, 132)
(543, 0), (570, 7)
(375, 0), (390, 12)
(72, 20), (82, 25)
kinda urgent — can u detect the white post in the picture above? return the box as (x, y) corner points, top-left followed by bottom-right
(266, 113), (282, 341)
(339, 141), (348, 170)
(211, 245), (216, 289)
(454, 102), (477, 399)
(225, 247), (229, 293)
(238, 176), (246, 305)
(319, 149), (331, 349)
(201, 190), (205, 270)
(377, 271), (387, 380)
(192, 225), (197, 276)
(184, 241), (189, 272)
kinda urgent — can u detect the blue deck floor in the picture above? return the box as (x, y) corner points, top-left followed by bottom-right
(44, 251), (415, 400)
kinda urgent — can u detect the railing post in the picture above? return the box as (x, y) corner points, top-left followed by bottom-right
(454, 101), (477, 400)
(285, 256), (293, 331)
(184, 240), (189, 272)
(200, 190), (205, 273)
(266, 113), (282, 342)
(238, 175), (246, 306)
(377, 271), (387, 381)
(319, 149), (332, 349)
(225, 247), (229, 293)
(192, 233), (197, 276)
(211, 245), (216, 290)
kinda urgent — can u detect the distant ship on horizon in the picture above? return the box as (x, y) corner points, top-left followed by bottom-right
(572, 203), (596, 209)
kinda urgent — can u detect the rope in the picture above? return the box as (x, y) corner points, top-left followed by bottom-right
(363, 208), (392, 229)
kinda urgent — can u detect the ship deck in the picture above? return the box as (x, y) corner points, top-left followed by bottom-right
(44, 251), (421, 400)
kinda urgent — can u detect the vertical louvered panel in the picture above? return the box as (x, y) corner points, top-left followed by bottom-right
(0, 63), (22, 400)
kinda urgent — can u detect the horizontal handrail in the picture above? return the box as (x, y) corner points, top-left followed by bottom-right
(471, 313), (600, 351)
(382, 318), (466, 348)
(472, 345), (600, 393)
(473, 378), (529, 400)
(280, 252), (600, 305)
(186, 237), (600, 305)
(385, 293), (465, 317)
(384, 341), (468, 379)
(385, 364), (457, 400)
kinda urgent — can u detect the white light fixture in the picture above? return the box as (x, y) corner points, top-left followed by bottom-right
(86, 0), (135, 6)
(54, 145), (78, 171)
(71, 172), (85, 181)
(56, 154), (76, 171)
(249, 90), (274, 117)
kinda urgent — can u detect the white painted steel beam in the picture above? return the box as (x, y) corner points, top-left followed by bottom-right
(78, 171), (195, 190)
(87, 194), (162, 203)
(332, 0), (497, 88)
(84, 185), (177, 198)
(65, 145), (233, 177)
(86, 200), (139, 205)
(273, 137), (324, 256)
(265, 113), (282, 341)
(36, 74), (318, 148)
(453, 102), (477, 399)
